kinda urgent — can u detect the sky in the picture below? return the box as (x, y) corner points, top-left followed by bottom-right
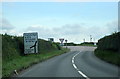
(1, 0), (119, 2)
(0, 2), (118, 43)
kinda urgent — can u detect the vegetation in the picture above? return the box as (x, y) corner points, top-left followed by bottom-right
(79, 42), (97, 47)
(64, 42), (77, 46)
(95, 49), (120, 66)
(2, 34), (69, 77)
(64, 42), (97, 46)
(97, 32), (120, 51)
(2, 48), (68, 77)
(94, 32), (120, 66)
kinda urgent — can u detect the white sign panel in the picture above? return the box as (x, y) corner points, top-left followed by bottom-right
(24, 32), (38, 54)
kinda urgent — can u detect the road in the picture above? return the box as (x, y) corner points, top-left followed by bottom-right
(18, 46), (119, 78)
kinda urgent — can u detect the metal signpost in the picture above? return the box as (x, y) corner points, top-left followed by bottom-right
(65, 40), (67, 48)
(23, 32), (38, 54)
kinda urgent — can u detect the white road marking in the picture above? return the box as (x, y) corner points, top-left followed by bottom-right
(78, 71), (86, 77)
(72, 51), (90, 79)
(73, 64), (77, 69)
(72, 59), (74, 64)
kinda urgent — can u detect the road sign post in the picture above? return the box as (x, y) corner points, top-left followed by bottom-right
(65, 40), (67, 48)
(23, 32), (38, 54)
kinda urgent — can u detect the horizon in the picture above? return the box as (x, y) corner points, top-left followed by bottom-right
(1, 2), (118, 43)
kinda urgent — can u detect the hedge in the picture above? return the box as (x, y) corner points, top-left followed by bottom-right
(97, 32), (120, 52)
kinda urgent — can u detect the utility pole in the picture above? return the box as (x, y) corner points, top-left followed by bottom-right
(93, 38), (96, 45)
(94, 38), (95, 42)
(90, 35), (92, 42)
(83, 38), (85, 43)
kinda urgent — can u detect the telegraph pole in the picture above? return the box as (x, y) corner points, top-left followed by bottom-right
(90, 35), (92, 42)
(83, 38), (85, 43)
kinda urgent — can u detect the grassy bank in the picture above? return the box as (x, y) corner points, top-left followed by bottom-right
(94, 49), (120, 66)
(94, 32), (120, 66)
(2, 48), (69, 77)
(2, 34), (70, 77)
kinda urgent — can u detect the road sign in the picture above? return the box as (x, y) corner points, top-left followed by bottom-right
(59, 38), (64, 43)
(23, 32), (38, 54)
(65, 40), (67, 43)
(59, 38), (64, 46)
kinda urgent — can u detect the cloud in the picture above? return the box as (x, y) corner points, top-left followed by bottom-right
(0, 19), (113, 43)
(26, 25), (56, 38)
(106, 20), (118, 32)
(52, 24), (96, 42)
(25, 20), (118, 43)
(0, 18), (15, 30)
(0, 18), (20, 36)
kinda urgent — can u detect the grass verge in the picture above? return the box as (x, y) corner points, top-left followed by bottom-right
(2, 48), (70, 77)
(94, 49), (120, 66)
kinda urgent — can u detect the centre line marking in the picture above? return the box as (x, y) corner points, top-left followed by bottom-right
(72, 59), (74, 64)
(73, 64), (77, 69)
(72, 51), (90, 79)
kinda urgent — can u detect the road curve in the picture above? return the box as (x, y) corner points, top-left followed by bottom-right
(18, 46), (119, 78)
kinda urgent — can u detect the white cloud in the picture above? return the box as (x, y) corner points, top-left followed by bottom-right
(0, 18), (15, 30)
(25, 20), (118, 43)
(106, 20), (118, 32)
(1, 18), (117, 44)
(26, 25), (55, 39)
(0, 18), (21, 36)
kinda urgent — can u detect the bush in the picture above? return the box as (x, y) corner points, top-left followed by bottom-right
(95, 49), (120, 66)
(97, 32), (120, 52)
(38, 39), (61, 53)
(65, 42), (77, 46)
(2, 34), (22, 62)
(94, 32), (120, 66)
(2, 34), (61, 62)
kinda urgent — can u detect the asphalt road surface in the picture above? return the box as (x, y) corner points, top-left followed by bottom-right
(18, 46), (119, 78)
